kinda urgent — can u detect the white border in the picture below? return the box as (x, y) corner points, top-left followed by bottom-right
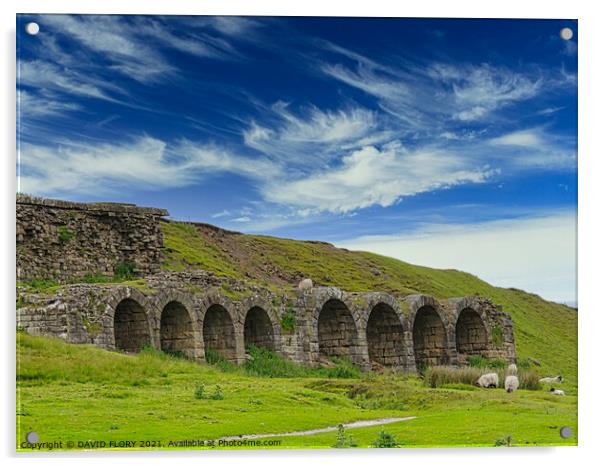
(2, 1), (600, 465)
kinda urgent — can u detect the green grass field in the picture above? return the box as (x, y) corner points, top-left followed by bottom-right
(16, 220), (577, 451)
(17, 333), (577, 451)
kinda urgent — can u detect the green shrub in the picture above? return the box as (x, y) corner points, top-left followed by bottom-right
(209, 385), (224, 400)
(244, 345), (307, 378)
(491, 325), (503, 347)
(280, 310), (295, 332)
(24, 278), (59, 292)
(372, 430), (401, 448)
(194, 383), (205, 400)
(81, 273), (112, 284)
(204, 348), (237, 372)
(316, 357), (362, 379)
(468, 355), (506, 369)
(57, 225), (75, 243)
(114, 261), (137, 280)
(332, 424), (357, 448)
(494, 435), (513, 447)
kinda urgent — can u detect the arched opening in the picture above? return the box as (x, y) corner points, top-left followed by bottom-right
(160, 301), (195, 359)
(456, 308), (489, 360)
(113, 298), (150, 353)
(244, 306), (275, 351)
(317, 299), (359, 364)
(367, 303), (405, 369)
(203, 304), (237, 362)
(412, 306), (449, 368)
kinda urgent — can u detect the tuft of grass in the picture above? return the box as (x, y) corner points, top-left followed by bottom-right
(194, 383), (205, 400)
(57, 225), (75, 243)
(204, 348), (237, 372)
(424, 366), (484, 388)
(424, 366), (541, 391)
(372, 430), (401, 448)
(209, 385), (224, 400)
(114, 261), (136, 280)
(280, 310), (295, 333)
(244, 346), (307, 378)
(494, 435), (513, 447)
(332, 424), (357, 448)
(468, 355), (507, 369)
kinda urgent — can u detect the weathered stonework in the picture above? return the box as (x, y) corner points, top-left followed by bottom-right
(15, 196), (517, 371)
(17, 275), (516, 372)
(16, 195), (167, 281)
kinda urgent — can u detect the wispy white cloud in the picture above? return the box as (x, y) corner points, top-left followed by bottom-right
(262, 142), (497, 214)
(336, 212), (577, 304)
(322, 47), (543, 127)
(19, 60), (119, 102)
(489, 129), (543, 148)
(242, 103), (381, 168)
(18, 90), (81, 118)
(211, 209), (231, 219)
(488, 128), (576, 169)
(18, 136), (281, 196)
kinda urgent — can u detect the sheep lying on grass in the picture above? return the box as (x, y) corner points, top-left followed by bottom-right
(476, 372), (499, 388)
(507, 363), (518, 376)
(539, 375), (563, 384)
(550, 388), (565, 396)
(505, 375), (519, 393)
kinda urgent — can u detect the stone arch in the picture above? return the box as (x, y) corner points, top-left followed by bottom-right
(160, 300), (197, 359)
(243, 306), (276, 351)
(202, 303), (238, 362)
(317, 298), (361, 364)
(455, 307), (489, 359)
(113, 297), (152, 353)
(366, 302), (406, 368)
(411, 305), (450, 368)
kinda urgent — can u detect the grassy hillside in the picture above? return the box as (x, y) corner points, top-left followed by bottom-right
(17, 333), (577, 450)
(161, 220), (577, 386)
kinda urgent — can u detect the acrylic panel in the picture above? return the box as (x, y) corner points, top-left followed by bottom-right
(16, 15), (578, 451)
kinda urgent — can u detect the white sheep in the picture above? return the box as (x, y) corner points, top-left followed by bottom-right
(539, 375), (563, 384)
(550, 388), (565, 396)
(505, 375), (519, 393)
(298, 278), (313, 290)
(477, 372), (499, 388)
(507, 363), (518, 376)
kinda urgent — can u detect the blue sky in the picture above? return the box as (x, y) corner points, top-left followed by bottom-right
(16, 15), (577, 303)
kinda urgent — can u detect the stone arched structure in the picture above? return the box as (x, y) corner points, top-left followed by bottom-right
(159, 300), (200, 360)
(198, 294), (241, 364)
(366, 302), (406, 369)
(113, 298), (152, 353)
(315, 294), (364, 366)
(406, 295), (453, 368)
(18, 281), (516, 371)
(455, 307), (490, 359)
(241, 299), (282, 353)
(103, 286), (154, 353)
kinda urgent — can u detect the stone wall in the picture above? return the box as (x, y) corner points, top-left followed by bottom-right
(16, 195), (168, 281)
(16, 277), (517, 372)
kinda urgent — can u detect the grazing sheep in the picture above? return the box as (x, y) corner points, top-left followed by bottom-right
(550, 388), (565, 396)
(298, 278), (313, 290)
(505, 375), (519, 393)
(507, 363), (518, 376)
(477, 372), (499, 388)
(539, 375), (563, 384)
